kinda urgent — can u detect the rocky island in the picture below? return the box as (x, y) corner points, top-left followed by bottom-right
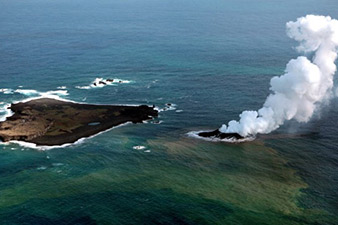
(198, 129), (244, 140)
(0, 98), (158, 146)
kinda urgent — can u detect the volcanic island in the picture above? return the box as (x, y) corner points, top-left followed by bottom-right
(0, 98), (158, 146)
(198, 129), (244, 140)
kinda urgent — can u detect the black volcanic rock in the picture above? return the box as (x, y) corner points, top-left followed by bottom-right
(198, 129), (244, 140)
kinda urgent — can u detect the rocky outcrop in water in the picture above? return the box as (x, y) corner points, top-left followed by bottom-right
(0, 98), (158, 146)
(198, 129), (244, 140)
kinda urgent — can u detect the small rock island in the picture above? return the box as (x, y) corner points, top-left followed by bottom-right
(0, 98), (158, 146)
(198, 129), (244, 140)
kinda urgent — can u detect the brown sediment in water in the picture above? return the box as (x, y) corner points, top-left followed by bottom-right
(0, 98), (158, 146)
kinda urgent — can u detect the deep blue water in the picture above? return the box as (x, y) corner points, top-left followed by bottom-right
(0, 0), (338, 224)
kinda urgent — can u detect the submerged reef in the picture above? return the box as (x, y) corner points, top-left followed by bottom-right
(0, 98), (157, 146)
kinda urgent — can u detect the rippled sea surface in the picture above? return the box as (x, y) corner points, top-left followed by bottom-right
(0, 0), (338, 224)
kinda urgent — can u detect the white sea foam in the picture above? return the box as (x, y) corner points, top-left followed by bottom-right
(14, 89), (39, 95)
(0, 103), (14, 122)
(155, 103), (177, 112)
(37, 166), (47, 170)
(0, 88), (14, 94)
(132, 146), (151, 152)
(76, 77), (132, 89)
(133, 145), (146, 150)
(75, 85), (91, 90)
(0, 88), (69, 98)
(187, 131), (255, 143)
(45, 90), (69, 96)
(149, 120), (163, 124)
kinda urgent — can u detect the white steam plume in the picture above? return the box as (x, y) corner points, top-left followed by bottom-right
(220, 15), (338, 137)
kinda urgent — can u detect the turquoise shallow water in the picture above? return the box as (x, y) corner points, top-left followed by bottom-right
(0, 0), (338, 224)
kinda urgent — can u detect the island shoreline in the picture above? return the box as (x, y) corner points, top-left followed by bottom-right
(0, 97), (158, 147)
(4, 122), (132, 150)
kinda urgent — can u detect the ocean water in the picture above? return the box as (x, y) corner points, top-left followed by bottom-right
(1, 0), (338, 224)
